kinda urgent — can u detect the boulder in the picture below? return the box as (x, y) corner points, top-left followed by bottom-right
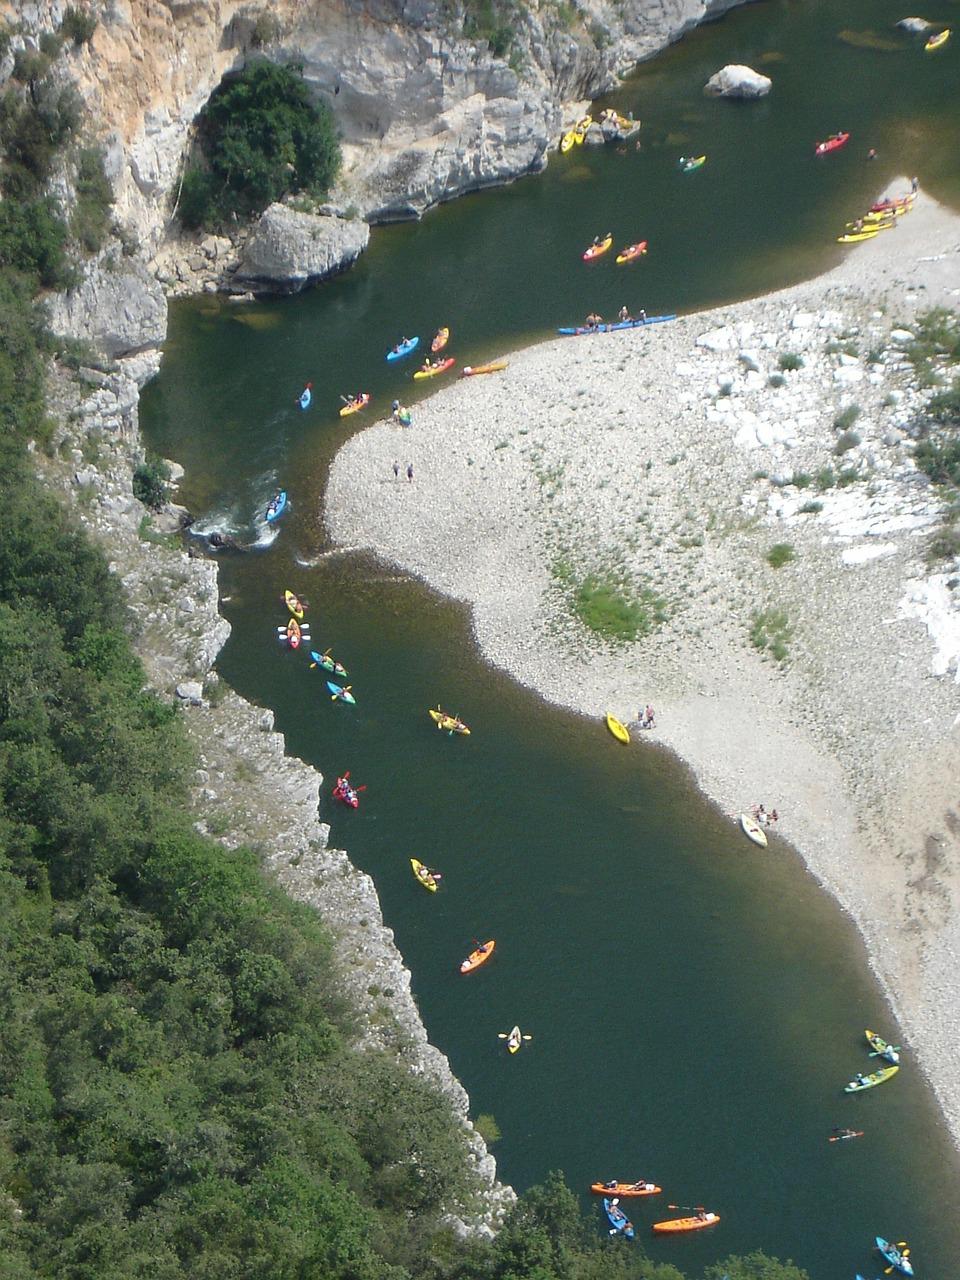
(46, 258), (167, 358)
(234, 205), (370, 294)
(704, 64), (772, 98)
(897, 17), (932, 33)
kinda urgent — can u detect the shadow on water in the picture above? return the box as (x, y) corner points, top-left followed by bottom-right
(141, 0), (960, 1274)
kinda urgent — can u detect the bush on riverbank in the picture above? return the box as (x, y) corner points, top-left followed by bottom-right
(178, 61), (341, 230)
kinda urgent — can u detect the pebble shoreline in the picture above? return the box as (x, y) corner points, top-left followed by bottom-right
(327, 182), (960, 1146)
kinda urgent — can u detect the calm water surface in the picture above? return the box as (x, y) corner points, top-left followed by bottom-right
(142, 1), (960, 1275)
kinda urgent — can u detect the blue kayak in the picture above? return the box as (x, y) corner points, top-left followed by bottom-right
(387, 336), (420, 362)
(327, 681), (356, 704)
(265, 490), (287, 523)
(602, 1198), (635, 1240)
(876, 1238), (913, 1277)
(299, 385), (312, 410)
(558, 314), (676, 336)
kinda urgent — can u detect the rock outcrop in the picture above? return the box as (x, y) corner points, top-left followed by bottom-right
(704, 63), (772, 97)
(45, 255), (168, 358)
(234, 204), (370, 294)
(897, 17), (932, 34)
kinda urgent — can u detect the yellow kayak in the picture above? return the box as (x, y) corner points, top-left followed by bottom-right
(410, 858), (438, 892)
(837, 229), (879, 243)
(429, 707), (471, 735)
(560, 128), (578, 153)
(605, 713), (630, 744)
(925, 28), (950, 51)
(413, 357), (455, 380)
(339, 392), (371, 416)
(574, 115), (593, 144)
(284, 589), (304, 619)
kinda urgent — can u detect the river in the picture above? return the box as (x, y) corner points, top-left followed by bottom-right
(141, 0), (960, 1275)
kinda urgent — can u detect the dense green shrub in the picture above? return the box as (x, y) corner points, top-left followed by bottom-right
(71, 145), (113, 252)
(179, 61), (340, 229)
(0, 195), (73, 287)
(132, 457), (171, 510)
(60, 5), (98, 45)
(1, 76), (82, 194)
(915, 433), (960, 487)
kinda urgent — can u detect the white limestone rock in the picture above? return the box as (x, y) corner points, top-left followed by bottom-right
(704, 64), (772, 98)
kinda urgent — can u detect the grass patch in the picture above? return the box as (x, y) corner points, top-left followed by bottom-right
(836, 466), (859, 487)
(833, 404), (861, 432)
(816, 466), (836, 491)
(553, 560), (666, 643)
(834, 429), (862, 456)
(765, 543), (795, 568)
(790, 471), (812, 489)
(750, 608), (793, 664)
(778, 351), (804, 372)
(927, 523), (960, 563)
(798, 499), (823, 514)
(901, 308), (960, 386)
(767, 373), (786, 388)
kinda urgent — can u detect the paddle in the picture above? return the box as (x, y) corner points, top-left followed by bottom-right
(331, 684), (352, 701)
(498, 1031), (533, 1041)
(667, 1204), (705, 1213)
(868, 1045), (900, 1058)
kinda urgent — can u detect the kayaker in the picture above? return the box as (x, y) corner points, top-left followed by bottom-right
(637, 308), (647, 323)
(604, 1180), (618, 1190)
(585, 312), (603, 330)
(618, 305), (631, 322)
(629, 1180), (648, 1191)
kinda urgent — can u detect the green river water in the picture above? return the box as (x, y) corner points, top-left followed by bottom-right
(141, 0), (960, 1275)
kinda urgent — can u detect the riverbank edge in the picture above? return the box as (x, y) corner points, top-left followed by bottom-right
(325, 185), (960, 1151)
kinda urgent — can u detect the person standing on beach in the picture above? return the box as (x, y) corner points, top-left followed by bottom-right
(393, 460), (400, 479)
(406, 462), (414, 482)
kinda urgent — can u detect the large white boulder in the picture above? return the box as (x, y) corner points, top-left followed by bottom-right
(704, 64), (772, 98)
(234, 205), (370, 294)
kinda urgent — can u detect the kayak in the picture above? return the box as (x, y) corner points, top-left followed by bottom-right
(828, 1128), (864, 1142)
(414, 357), (456, 379)
(332, 775), (359, 808)
(653, 1212), (719, 1233)
(339, 392), (371, 417)
(460, 940), (495, 973)
(284, 589), (304, 619)
(865, 204), (910, 221)
(606, 713), (630, 744)
(429, 707), (471, 735)
(431, 327), (450, 352)
(837, 230), (880, 244)
(591, 1182), (662, 1197)
(327, 681), (356, 704)
(282, 618), (302, 649)
(815, 132), (850, 155)
(557, 314), (676, 336)
(740, 813), (768, 848)
(925, 28), (950, 51)
(410, 858), (438, 892)
(574, 115), (592, 144)
(560, 127), (578, 153)
(865, 1028), (899, 1063)
(845, 216), (894, 232)
(387, 336), (419, 362)
(679, 155), (706, 172)
(844, 1064), (899, 1092)
(310, 650), (348, 678)
(602, 1199), (635, 1240)
(265, 490), (287, 523)
(876, 1237), (913, 1276)
(506, 1025), (522, 1054)
(616, 241), (648, 264)
(870, 194), (915, 213)
(462, 360), (508, 376)
(298, 384), (312, 410)
(582, 234), (613, 260)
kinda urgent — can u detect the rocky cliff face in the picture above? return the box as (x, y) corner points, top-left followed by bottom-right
(5, 0), (747, 255)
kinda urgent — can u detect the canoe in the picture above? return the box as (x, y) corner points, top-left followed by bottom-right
(815, 132), (850, 155)
(925, 28), (950, 51)
(865, 1028), (899, 1063)
(299, 385), (312, 410)
(557, 314), (676, 336)
(876, 1237), (913, 1276)
(679, 155), (706, 172)
(284, 589), (304, 619)
(605, 713), (630, 744)
(431, 327), (450, 352)
(339, 392), (371, 417)
(462, 360), (508, 376)
(740, 813), (768, 847)
(387, 336), (419, 362)
(460, 940), (495, 973)
(429, 708), (471, 735)
(333, 776), (359, 808)
(582, 234), (613, 261)
(590, 1182), (662, 1197)
(413, 357), (456, 380)
(844, 1064), (899, 1092)
(265, 490), (287, 523)
(327, 681), (356, 704)
(310, 650), (348, 677)
(837, 230), (879, 244)
(410, 858), (438, 892)
(653, 1212), (719, 1233)
(616, 241), (648, 264)
(877, 1238), (914, 1276)
(603, 1199), (635, 1240)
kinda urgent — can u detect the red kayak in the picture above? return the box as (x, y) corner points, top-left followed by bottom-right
(332, 774), (362, 808)
(815, 132), (850, 156)
(870, 194), (915, 214)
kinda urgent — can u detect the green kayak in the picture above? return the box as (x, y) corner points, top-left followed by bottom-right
(844, 1065), (899, 1093)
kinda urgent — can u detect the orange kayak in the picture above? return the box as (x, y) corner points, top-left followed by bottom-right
(460, 940), (495, 973)
(583, 234), (613, 261)
(339, 392), (371, 417)
(590, 1182), (662, 1197)
(431, 327), (450, 352)
(653, 1212), (719, 1233)
(616, 241), (648, 264)
(462, 360), (508, 376)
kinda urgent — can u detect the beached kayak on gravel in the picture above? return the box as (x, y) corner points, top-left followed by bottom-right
(605, 713), (630, 744)
(740, 813), (768, 847)
(558, 314), (676, 336)
(462, 360), (508, 376)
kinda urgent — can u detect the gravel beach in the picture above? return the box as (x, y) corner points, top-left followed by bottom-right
(326, 181), (960, 1144)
